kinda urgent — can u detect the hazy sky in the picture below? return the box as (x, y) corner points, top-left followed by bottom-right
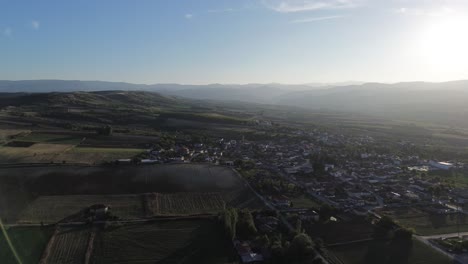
(1, 0), (468, 84)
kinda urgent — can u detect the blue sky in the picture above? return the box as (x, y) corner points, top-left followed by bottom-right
(1, 0), (468, 84)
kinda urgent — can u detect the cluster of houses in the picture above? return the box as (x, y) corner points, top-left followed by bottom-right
(218, 126), (467, 216)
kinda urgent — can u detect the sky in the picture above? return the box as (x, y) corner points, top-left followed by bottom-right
(1, 0), (468, 84)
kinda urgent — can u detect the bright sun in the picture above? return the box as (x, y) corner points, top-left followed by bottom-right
(417, 15), (468, 70)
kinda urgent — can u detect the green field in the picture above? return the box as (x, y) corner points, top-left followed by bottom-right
(15, 133), (84, 145)
(378, 207), (468, 236)
(0, 145), (144, 164)
(57, 147), (145, 164)
(72, 147), (145, 153)
(331, 239), (452, 264)
(290, 195), (321, 209)
(90, 220), (234, 264)
(0, 226), (53, 264)
(425, 169), (468, 188)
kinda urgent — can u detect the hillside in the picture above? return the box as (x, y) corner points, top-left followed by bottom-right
(3, 80), (468, 127)
(0, 91), (178, 109)
(276, 81), (468, 127)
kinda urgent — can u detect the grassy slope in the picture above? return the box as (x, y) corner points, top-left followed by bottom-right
(0, 226), (53, 264)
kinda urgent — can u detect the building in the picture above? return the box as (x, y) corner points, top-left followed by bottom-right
(429, 161), (454, 170)
(234, 240), (264, 263)
(88, 204), (109, 220)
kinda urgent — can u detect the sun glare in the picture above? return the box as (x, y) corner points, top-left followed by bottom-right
(417, 15), (468, 70)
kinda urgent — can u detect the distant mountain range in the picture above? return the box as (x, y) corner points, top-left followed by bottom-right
(2, 79), (468, 127)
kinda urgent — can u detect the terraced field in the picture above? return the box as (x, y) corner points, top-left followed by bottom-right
(18, 195), (144, 224)
(144, 192), (225, 216)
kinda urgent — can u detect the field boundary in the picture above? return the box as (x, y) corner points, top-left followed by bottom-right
(38, 226), (59, 264)
(84, 228), (97, 264)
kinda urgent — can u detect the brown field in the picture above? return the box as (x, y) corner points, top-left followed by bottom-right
(0, 131), (146, 164)
(144, 192), (225, 216)
(0, 129), (29, 143)
(46, 227), (91, 264)
(0, 143), (74, 163)
(18, 195), (144, 224)
(78, 134), (159, 148)
(56, 147), (145, 164)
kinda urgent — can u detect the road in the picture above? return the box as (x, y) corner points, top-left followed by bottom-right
(422, 232), (468, 240)
(232, 168), (332, 264)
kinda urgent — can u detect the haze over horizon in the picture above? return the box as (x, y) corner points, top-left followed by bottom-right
(2, 0), (468, 84)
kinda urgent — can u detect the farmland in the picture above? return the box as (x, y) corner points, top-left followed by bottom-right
(18, 192), (229, 224)
(131, 164), (243, 192)
(144, 192), (225, 216)
(424, 169), (468, 188)
(0, 143), (74, 163)
(304, 217), (375, 244)
(289, 195), (321, 209)
(330, 239), (452, 264)
(0, 144), (145, 164)
(18, 195), (144, 224)
(56, 147), (145, 164)
(0, 131), (147, 164)
(0, 164), (262, 224)
(0, 129), (29, 144)
(14, 132), (84, 145)
(0, 226), (53, 264)
(90, 219), (234, 264)
(0, 164), (244, 194)
(377, 206), (468, 236)
(45, 227), (91, 264)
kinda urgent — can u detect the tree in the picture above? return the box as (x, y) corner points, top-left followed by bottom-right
(255, 234), (270, 249)
(388, 228), (414, 264)
(220, 208), (238, 240)
(313, 161), (325, 174)
(312, 258), (324, 264)
(97, 125), (113, 135)
(295, 219), (303, 234)
(234, 159), (243, 168)
(374, 216), (395, 239)
(271, 241), (285, 262)
(236, 210), (257, 239)
(288, 233), (315, 260)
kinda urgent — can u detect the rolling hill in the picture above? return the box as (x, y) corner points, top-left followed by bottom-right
(2, 80), (468, 127)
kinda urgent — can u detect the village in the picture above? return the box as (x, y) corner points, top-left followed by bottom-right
(110, 125), (468, 263)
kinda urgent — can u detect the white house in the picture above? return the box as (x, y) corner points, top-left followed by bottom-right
(429, 160), (454, 170)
